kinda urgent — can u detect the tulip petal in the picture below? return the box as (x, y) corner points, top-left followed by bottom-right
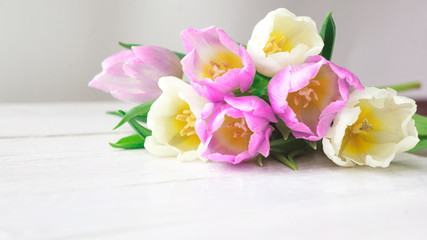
(181, 26), (255, 102)
(198, 96), (275, 164)
(323, 87), (419, 168)
(146, 76), (208, 161)
(89, 46), (183, 104)
(144, 136), (179, 157)
(247, 8), (324, 77)
(268, 55), (362, 141)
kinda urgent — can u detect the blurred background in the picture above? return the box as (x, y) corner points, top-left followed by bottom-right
(1, 0), (426, 103)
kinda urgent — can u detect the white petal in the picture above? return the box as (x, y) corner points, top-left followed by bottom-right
(145, 136), (178, 157)
(177, 150), (201, 162)
(146, 76), (207, 162)
(396, 119), (419, 152)
(147, 88), (183, 144)
(322, 138), (356, 167)
(247, 8), (323, 77)
(322, 87), (420, 168)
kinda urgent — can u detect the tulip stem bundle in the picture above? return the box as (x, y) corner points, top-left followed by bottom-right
(90, 8), (427, 170)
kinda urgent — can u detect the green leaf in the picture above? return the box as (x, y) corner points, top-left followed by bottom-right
(319, 12), (336, 60)
(107, 111), (124, 117)
(408, 114), (427, 151)
(118, 42), (141, 49)
(133, 115), (148, 123)
(108, 111), (147, 123)
(408, 136), (427, 152)
(250, 72), (271, 96)
(113, 101), (154, 130)
(173, 51), (186, 60)
(118, 41), (185, 59)
(115, 110), (152, 138)
(413, 113), (427, 136)
(237, 42), (247, 49)
(109, 134), (145, 149)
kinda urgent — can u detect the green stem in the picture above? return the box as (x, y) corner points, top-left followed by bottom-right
(270, 140), (307, 154)
(288, 149), (307, 164)
(270, 147), (286, 153)
(270, 138), (286, 147)
(379, 82), (421, 92)
(272, 153), (298, 170)
(255, 155), (264, 167)
(270, 138), (296, 147)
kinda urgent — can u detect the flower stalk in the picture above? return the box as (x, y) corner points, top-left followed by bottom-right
(379, 82), (421, 92)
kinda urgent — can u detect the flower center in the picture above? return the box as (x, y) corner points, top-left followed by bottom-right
(350, 118), (373, 135)
(292, 79), (320, 108)
(227, 118), (252, 138)
(208, 60), (230, 80)
(263, 33), (293, 56)
(176, 109), (197, 136)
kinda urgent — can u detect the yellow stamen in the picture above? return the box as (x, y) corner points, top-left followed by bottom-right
(351, 118), (373, 135)
(311, 80), (320, 86)
(176, 109), (197, 136)
(263, 33), (293, 56)
(227, 118), (251, 138)
(201, 50), (243, 80)
(208, 60), (231, 80)
(292, 80), (319, 109)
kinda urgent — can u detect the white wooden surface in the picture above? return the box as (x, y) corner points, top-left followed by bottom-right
(1, 102), (427, 240)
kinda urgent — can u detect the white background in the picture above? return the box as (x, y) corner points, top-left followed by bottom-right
(1, 0), (426, 103)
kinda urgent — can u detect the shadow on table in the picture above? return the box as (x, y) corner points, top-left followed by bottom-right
(214, 150), (426, 174)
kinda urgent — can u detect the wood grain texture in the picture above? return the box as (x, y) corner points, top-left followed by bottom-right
(1, 102), (427, 240)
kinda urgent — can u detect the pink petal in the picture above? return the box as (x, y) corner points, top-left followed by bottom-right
(101, 50), (135, 77)
(224, 96), (277, 123)
(89, 46), (183, 104)
(268, 55), (363, 140)
(132, 46), (183, 78)
(196, 96), (275, 164)
(180, 26), (255, 102)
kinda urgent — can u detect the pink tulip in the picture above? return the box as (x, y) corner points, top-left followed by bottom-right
(181, 26), (255, 102)
(196, 96), (276, 164)
(268, 55), (363, 141)
(89, 46), (183, 103)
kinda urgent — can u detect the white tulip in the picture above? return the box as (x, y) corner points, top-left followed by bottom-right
(247, 8), (324, 77)
(322, 87), (419, 168)
(145, 76), (208, 161)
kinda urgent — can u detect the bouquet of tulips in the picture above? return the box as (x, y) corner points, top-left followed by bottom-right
(89, 8), (427, 169)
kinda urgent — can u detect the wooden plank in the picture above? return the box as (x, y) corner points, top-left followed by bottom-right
(1, 133), (427, 239)
(1, 102), (427, 239)
(0, 101), (132, 137)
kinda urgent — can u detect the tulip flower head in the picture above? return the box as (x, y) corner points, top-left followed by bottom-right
(322, 87), (419, 167)
(247, 8), (324, 77)
(145, 76), (208, 161)
(181, 26), (255, 102)
(268, 55), (363, 141)
(89, 46), (183, 104)
(196, 96), (277, 164)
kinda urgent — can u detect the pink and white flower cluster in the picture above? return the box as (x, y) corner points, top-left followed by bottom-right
(90, 8), (421, 168)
